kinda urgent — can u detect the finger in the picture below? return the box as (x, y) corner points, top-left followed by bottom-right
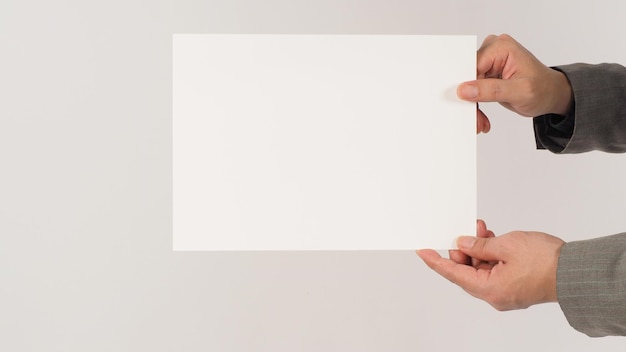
(471, 257), (483, 269)
(417, 249), (487, 294)
(476, 220), (496, 238)
(472, 256), (497, 269)
(476, 219), (489, 237)
(479, 34), (498, 48)
(449, 249), (470, 265)
(475, 261), (496, 271)
(477, 108), (491, 133)
(457, 236), (512, 262)
(458, 78), (521, 104)
(476, 34), (519, 79)
(472, 220), (492, 267)
(416, 249), (440, 262)
(475, 35), (498, 77)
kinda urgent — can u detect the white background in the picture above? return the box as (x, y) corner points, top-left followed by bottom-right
(2, 0), (626, 350)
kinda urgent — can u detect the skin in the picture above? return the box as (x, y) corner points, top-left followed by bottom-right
(417, 221), (565, 311)
(417, 34), (571, 310)
(459, 34), (573, 133)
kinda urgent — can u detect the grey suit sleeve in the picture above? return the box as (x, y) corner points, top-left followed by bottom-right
(533, 63), (626, 336)
(557, 234), (626, 337)
(534, 63), (626, 153)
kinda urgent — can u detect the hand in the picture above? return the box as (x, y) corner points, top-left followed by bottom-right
(460, 34), (573, 134)
(417, 220), (565, 311)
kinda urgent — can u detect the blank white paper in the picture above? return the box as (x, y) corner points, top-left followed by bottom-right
(173, 34), (476, 250)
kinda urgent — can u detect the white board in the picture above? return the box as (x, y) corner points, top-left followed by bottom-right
(173, 34), (476, 250)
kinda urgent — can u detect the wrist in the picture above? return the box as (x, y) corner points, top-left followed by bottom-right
(544, 238), (566, 303)
(550, 69), (574, 116)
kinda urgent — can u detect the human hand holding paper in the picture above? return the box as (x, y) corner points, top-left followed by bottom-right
(458, 34), (573, 133)
(417, 220), (565, 311)
(419, 34), (574, 310)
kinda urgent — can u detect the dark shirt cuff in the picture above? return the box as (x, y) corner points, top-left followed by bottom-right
(533, 67), (575, 153)
(533, 110), (575, 153)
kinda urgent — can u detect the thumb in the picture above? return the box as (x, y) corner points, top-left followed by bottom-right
(456, 236), (509, 262)
(457, 79), (520, 104)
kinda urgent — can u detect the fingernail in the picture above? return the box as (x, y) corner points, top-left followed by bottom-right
(458, 84), (478, 100)
(456, 236), (476, 249)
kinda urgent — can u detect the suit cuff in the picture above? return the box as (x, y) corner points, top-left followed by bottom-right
(533, 67), (575, 153)
(557, 234), (626, 337)
(535, 63), (626, 153)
